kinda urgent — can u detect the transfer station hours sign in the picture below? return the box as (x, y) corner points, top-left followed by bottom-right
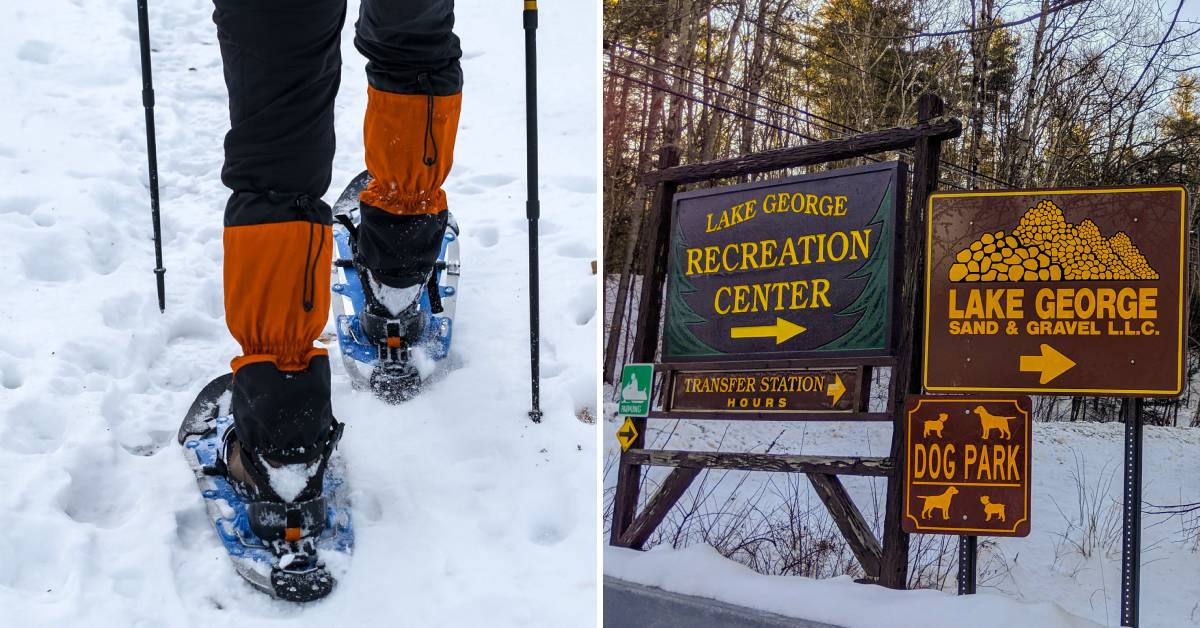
(662, 162), (902, 362)
(923, 187), (1186, 396)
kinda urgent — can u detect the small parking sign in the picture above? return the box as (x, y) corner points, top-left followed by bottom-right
(618, 363), (654, 417)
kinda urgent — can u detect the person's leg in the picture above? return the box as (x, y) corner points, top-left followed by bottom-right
(352, 0), (462, 331)
(213, 0), (345, 484)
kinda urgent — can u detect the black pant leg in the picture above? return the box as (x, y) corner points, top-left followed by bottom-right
(214, 0), (345, 464)
(352, 0), (463, 292)
(355, 0), (463, 96)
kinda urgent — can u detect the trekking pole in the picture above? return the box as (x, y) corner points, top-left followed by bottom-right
(523, 0), (542, 423)
(136, 0), (167, 312)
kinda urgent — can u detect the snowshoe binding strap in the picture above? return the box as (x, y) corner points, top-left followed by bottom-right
(333, 212), (358, 239)
(248, 496), (327, 544)
(221, 420), (344, 541)
(335, 207), (433, 332)
(426, 270), (443, 315)
(360, 306), (426, 354)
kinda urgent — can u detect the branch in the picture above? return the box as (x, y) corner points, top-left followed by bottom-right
(827, 0), (1092, 41)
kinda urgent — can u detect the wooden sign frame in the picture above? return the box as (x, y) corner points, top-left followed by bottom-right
(609, 94), (962, 589)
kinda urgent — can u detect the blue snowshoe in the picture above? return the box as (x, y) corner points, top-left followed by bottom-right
(177, 374), (353, 602)
(330, 170), (460, 402)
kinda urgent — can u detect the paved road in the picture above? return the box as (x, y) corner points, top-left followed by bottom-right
(604, 577), (844, 628)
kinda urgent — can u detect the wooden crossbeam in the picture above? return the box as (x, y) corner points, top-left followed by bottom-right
(808, 473), (883, 578)
(623, 450), (894, 477)
(647, 410), (892, 422)
(615, 466), (702, 550)
(643, 117), (961, 185)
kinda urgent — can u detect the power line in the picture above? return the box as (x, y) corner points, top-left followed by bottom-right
(821, 0), (1092, 41)
(609, 51), (852, 140)
(608, 43), (1010, 188)
(610, 42), (859, 135)
(604, 63), (967, 190)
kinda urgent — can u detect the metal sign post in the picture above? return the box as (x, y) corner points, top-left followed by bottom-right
(957, 535), (977, 595)
(1120, 397), (1144, 627)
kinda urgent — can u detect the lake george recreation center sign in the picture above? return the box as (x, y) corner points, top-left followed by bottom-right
(662, 162), (902, 362)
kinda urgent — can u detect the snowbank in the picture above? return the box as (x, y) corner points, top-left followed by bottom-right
(607, 544), (1100, 628)
(604, 399), (1200, 626)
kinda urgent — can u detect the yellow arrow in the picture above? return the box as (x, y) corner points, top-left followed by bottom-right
(729, 317), (807, 345)
(1019, 343), (1076, 384)
(616, 417), (639, 452)
(826, 373), (847, 406)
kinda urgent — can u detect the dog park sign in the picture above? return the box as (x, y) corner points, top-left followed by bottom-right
(662, 162), (900, 362)
(903, 396), (1031, 537)
(923, 187), (1186, 396)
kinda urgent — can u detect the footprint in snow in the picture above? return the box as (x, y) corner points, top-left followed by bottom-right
(555, 239), (594, 259)
(173, 505), (212, 550)
(453, 183), (484, 195)
(553, 174), (596, 195)
(16, 40), (55, 64)
(568, 284), (595, 326)
(0, 355), (23, 390)
(100, 293), (144, 330)
(472, 173), (517, 188)
(0, 194), (39, 215)
(167, 312), (222, 343)
(30, 206), (55, 227)
(474, 225), (500, 247)
(540, 361), (565, 379)
(1, 399), (67, 454)
(530, 523), (566, 546)
(86, 221), (125, 276)
(61, 339), (122, 377)
(59, 453), (136, 528)
(21, 235), (81, 282)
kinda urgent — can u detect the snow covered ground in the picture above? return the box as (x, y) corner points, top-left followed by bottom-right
(0, 0), (598, 625)
(603, 393), (1200, 627)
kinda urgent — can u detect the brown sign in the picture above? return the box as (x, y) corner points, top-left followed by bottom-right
(662, 162), (902, 362)
(666, 368), (862, 414)
(903, 396), (1031, 537)
(923, 187), (1186, 396)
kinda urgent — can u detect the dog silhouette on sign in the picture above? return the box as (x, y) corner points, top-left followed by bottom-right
(923, 413), (948, 438)
(980, 496), (1006, 522)
(917, 487), (958, 520)
(973, 405), (1014, 440)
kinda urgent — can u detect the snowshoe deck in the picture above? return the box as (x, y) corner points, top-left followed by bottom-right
(330, 170), (459, 396)
(177, 374), (353, 602)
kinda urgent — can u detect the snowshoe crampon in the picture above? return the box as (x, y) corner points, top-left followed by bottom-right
(177, 374), (353, 602)
(330, 170), (460, 401)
